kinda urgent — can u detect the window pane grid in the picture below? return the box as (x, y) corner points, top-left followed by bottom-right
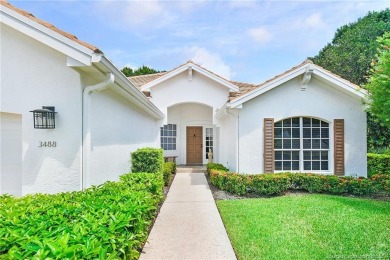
(206, 128), (213, 159)
(161, 124), (177, 150)
(274, 117), (329, 172)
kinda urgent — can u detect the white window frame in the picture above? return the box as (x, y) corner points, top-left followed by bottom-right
(205, 127), (214, 160)
(274, 117), (331, 173)
(161, 124), (177, 151)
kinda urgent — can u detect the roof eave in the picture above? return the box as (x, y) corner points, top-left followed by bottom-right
(99, 56), (165, 120)
(312, 69), (368, 101)
(1, 3), (98, 66)
(230, 63), (368, 108)
(230, 65), (308, 108)
(140, 62), (239, 92)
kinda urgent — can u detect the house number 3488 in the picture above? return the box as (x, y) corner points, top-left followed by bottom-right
(38, 141), (57, 147)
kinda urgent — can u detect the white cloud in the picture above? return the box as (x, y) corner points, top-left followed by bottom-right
(189, 47), (235, 79)
(248, 27), (272, 44)
(304, 13), (326, 29)
(94, 1), (175, 30)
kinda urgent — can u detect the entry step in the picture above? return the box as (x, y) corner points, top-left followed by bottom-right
(176, 165), (207, 173)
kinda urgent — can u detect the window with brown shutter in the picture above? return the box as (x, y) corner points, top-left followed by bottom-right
(274, 117), (329, 172)
(264, 118), (274, 173)
(334, 119), (345, 176)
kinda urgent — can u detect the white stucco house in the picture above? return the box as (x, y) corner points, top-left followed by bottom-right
(0, 1), (164, 196)
(128, 60), (368, 177)
(0, 2), (368, 196)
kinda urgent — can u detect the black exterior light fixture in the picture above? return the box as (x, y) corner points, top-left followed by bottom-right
(30, 106), (57, 129)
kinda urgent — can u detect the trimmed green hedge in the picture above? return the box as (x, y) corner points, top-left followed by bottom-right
(208, 165), (390, 197)
(206, 163), (229, 175)
(368, 153), (390, 177)
(0, 172), (164, 259)
(131, 148), (164, 173)
(163, 162), (176, 186)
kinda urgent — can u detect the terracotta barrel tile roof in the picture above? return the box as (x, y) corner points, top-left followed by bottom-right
(127, 61), (259, 98)
(1, 0), (102, 53)
(129, 59), (362, 101)
(128, 72), (168, 89)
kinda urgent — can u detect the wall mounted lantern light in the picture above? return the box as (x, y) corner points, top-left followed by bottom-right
(30, 106), (57, 129)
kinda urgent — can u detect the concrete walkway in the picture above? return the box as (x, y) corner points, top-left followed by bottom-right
(140, 171), (237, 260)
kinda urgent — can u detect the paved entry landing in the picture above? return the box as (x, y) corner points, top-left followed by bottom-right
(140, 171), (237, 259)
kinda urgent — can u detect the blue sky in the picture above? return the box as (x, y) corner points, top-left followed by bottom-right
(10, 0), (389, 83)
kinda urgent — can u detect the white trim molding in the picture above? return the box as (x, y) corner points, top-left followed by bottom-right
(140, 61), (239, 92)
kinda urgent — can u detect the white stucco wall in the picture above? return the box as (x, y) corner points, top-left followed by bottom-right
(166, 103), (213, 165)
(218, 111), (238, 171)
(150, 70), (230, 124)
(1, 24), (83, 194)
(87, 88), (160, 186)
(149, 70), (231, 165)
(238, 77), (367, 176)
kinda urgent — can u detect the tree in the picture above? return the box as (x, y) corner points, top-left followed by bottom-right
(310, 9), (390, 150)
(121, 65), (161, 77)
(121, 67), (134, 77)
(311, 9), (390, 85)
(366, 33), (390, 128)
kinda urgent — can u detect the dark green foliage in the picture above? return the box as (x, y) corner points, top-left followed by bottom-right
(368, 113), (390, 150)
(310, 9), (390, 149)
(310, 9), (390, 86)
(371, 174), (390, 192)
(368, 153), (390, 177)
(209, 164), (388, 196)
(131, 148), (164, 173)
(206, 163), (229, 175)
(249, 174), (291, 195)
(0, 172), (164, 259)
(121, 65), (162, 77)
(162, 162), (176, 186)
(366, 32), (390, 128)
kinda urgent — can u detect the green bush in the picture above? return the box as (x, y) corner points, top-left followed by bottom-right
(368, 153), (390, 177)
(209, 164), (387, 196)
(162, 162), (176, 186)
(206, 163), (229, 175)
(131, 148), (164, 173)
(224, 173), (248, 196)
(0, 172), (164, 259)
(248, 174), (291, 195)
(371, 174), (390, 192)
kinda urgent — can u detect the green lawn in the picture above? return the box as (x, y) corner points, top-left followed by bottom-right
(217, 194), (390, 260)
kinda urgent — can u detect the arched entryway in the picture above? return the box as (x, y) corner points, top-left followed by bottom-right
(162, 102), (215, 165)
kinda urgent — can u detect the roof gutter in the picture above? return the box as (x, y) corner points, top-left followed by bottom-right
(81, 73), (114, 190)
(99, 56), (165, 119)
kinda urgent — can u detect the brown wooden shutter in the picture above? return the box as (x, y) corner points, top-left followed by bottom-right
(264, 118), (274, 173)
(334, 119), (345, 176)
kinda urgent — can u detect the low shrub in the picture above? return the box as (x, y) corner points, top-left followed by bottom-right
(248, 174), (291, 195)
(131, 147), (164, 173)
(210, 170), (250, 196)
(209, 165), (388, 197)
(0, 172), (164, 259)
(163, 162), (176, 186)
(206, 163), (229, 175)
(371, 174), (390, 192)
(368, 153), (390, 177)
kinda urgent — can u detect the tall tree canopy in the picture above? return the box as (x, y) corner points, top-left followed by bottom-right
(121, 65), (162, 77)
(311, 9), (390, 86)
(366, 32), (390, 127)
(310, 9), (390, 150)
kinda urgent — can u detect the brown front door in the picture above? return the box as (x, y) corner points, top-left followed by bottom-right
(187, 126), (203, 164)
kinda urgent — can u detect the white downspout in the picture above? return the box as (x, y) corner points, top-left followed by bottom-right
(81, 73), (114, 190)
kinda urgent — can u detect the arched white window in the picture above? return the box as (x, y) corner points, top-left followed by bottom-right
(274, 117), (329, 171)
